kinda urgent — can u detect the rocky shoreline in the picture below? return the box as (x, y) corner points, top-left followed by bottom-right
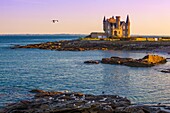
(1, 90), (170, 113)
(85, 55), (167, 67)
(8, 40), (170, 112)
(12, 39), (170, 54)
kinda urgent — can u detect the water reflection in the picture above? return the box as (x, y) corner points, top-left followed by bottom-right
(99, 50), (170, 104)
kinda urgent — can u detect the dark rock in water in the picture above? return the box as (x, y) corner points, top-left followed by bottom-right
(29, 89), (45, 93)
(10, 45), (21, 49)
(123, 60), (154, 67)
(102, 57), (133, 65)
(161, 69), (170, 73)
(0, 90), (131, 113)
(84, 60), (100, 64)
(101, 54), (167, 67)
(1, 90), (170, 113)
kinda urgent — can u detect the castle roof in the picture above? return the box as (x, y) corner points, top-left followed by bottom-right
(107, 18), (116, 23)
(126, 15), (130, 23)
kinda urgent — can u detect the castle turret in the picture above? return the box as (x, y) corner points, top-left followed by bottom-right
(116, 16), (120, 28)
(125, 15), (130, 37)
(103, 16), (106, 31)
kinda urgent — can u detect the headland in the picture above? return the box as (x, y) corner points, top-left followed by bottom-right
(12, 38), (170, 54)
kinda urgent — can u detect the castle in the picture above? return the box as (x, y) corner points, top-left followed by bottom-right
(91, 15), (130, 38)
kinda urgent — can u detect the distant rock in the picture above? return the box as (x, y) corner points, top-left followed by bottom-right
(161, 69), (170, 73)
(102, 57), (133, 65)
(102, 54), (167, 67)
(29, 89), (45, 93)
(84, 60), (100, 64)
(11, 39), (170, 54)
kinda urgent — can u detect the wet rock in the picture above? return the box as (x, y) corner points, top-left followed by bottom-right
(101, 55), (167, 67)
(29, 89), (45, 93)
(0, 90), (131, 113)
(160, 69), (170, 73)
(102, 57), (133, 65)
(34, 91), (64, 98)
(1, 90), (170, 113)
(84, 60), (100, 64)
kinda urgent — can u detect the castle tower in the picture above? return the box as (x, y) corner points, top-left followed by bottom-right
(116, 16), (120, 28)
(103, 16), (106, 31)
(125, 15), (130, 37)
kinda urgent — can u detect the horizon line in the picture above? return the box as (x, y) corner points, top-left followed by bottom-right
(1, 33), (170, 37)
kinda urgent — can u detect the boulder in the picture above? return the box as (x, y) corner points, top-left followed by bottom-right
(142, 54), (167, 64)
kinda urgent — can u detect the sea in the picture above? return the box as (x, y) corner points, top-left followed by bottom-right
(0, 34), (170, 108)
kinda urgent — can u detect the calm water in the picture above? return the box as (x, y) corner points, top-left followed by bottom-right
(0, 35), (170, 108)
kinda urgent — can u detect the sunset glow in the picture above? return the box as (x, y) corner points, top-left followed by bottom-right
(1, 0), (170, 35)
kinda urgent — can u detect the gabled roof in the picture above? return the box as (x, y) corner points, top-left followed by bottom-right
(120, 21), (125, 26)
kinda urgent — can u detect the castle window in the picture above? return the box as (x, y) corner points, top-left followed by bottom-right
(112, 26), (115, 29)
(114, 31), (117, 36)
(123, 26), (125, 29)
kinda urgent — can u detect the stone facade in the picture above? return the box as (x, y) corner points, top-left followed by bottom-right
(103, 15), (130, 38)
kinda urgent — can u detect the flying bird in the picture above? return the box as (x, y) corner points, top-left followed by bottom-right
(52, 20), (59, 23)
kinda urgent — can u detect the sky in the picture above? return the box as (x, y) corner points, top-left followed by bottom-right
(1, 0), (170, 35)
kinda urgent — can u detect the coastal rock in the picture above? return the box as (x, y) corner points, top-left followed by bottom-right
(84, 60), (100, 64)
(142, 54), (167, 64)
(101, 55), (167, 67)
(1, 90), (170, 113)
(0, 90), (131, 113)
(29, 89), (45, 93)
(102, 57), (133, 64)
(123, 60), (155, 67)
(12, 39), (170, 54)
(160, 69), (170, 73)
(35, 91), (64, 98)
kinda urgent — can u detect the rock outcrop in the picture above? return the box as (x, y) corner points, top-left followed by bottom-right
(84, 60), (100, 64)
(11, 39), (170, 54)
(101, 55), (167, 67)
(161, 69), (170, 73)
(1, 90), (170, 113)
(0, 90), (131, 113)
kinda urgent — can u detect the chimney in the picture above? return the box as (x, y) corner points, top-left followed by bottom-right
(116, 16), (120, 28)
